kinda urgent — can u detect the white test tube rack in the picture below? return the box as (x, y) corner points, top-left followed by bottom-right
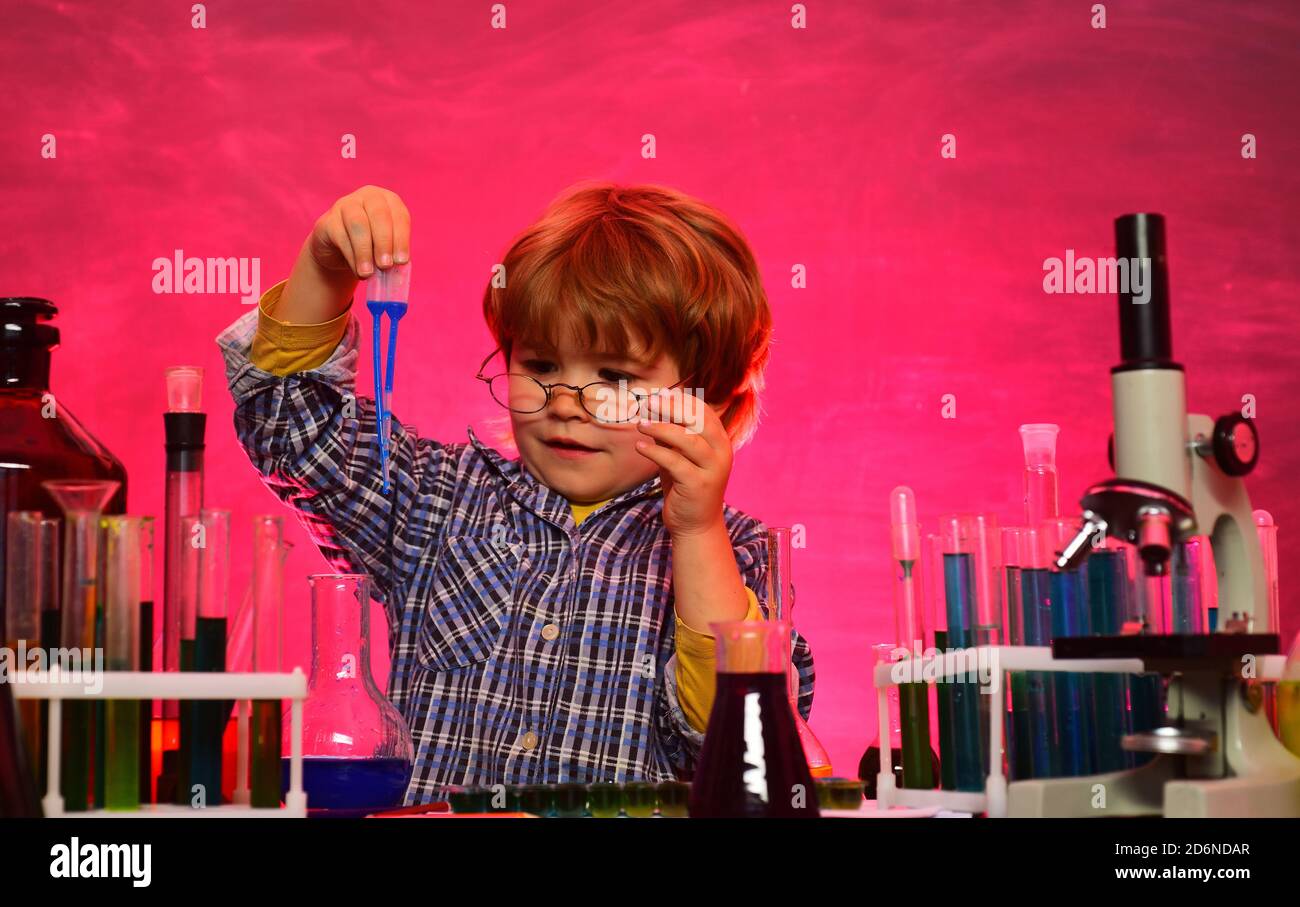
(872, 645), (1287, 818)
(11, 668), (308, 818)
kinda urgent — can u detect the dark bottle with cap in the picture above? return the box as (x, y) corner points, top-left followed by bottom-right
(0, 297), (128, 637)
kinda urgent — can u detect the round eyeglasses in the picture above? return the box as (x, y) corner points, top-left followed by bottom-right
(475, 347), (691, 425)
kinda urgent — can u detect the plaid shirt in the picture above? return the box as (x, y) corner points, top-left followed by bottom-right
(217, 307), (815, 800)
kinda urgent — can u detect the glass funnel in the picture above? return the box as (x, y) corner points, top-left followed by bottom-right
(688, 619), (819, 818)
(41, 478), (119, 812)
(763, 527), (832, 777)
(285, 574), (414, 811)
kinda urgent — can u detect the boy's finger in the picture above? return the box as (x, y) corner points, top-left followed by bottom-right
(321, 209), (358, 275)
(338, 200), (374, 277)
(634, 437), (693, 484)
(637, 420), (712, 469)
(381, 189), (411, 263)
(364, 196), (396, 268)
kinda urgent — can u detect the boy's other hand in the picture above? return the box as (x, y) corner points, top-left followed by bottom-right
(633, 389), (733, 539)
(275, 185), (411, 324)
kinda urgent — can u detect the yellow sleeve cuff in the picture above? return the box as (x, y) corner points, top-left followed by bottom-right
(675, 587), (763, 732)
(249, 279), (352, 376)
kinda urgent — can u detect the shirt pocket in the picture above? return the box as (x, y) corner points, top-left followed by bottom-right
(416, 533), (517, 673)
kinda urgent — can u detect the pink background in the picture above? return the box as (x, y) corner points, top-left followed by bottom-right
(4, 1), (1298, 778)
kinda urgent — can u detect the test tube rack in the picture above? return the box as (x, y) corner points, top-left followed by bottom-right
(872, 645), (1290, 818)
(11, 668), (308, 818)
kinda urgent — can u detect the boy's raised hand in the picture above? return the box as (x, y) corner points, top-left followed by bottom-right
(275, 185), (411, 325)
(634, 390), (734, 539)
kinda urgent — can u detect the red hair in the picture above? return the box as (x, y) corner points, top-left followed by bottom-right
(481, 181), (772, 449)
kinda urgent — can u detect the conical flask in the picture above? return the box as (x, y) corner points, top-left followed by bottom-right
(286, 574), (414, 811)
(764, 527), (833, 777)
(688, 619), (819, 817)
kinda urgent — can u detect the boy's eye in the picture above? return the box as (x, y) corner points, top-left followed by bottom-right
(519, 359), (634, 383)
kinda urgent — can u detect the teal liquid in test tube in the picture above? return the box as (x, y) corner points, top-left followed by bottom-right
(365, 263), (411, 494)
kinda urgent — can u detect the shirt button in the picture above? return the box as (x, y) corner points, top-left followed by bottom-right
(541, 623), (560, 641)
(521, 731), (539, 750)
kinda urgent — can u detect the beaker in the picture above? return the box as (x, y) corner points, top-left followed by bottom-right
(285, 574), (414, 811)
(42, 479), (119, 811)
(763, 527), (832, 777)
(688, 619), (819, 818)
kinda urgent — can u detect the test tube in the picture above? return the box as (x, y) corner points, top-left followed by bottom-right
(1086, 538), (1131, 772)
(1254, 511), (1279, 636)
(889, 488), (935, 789)
(138, 517), (155, 803)
(1002, 527), (1031, 781)
(939, 515), (986, 792)
(1170, 537), (1206, 634)
(1018, 526), (1057, 777)
(251, 516), (288, 808)
(191, 509), (229, 806)
(1042, 517), (1095, 777)
(4, 512), (56, 779)
(1020, 424), (1060, 529)
(1255, 511), (1279, 729)
(925, 532), (955, 791)
(162, 366), (205, 804)
(42, 479), (119, 811)
(103, 516), (142, 810)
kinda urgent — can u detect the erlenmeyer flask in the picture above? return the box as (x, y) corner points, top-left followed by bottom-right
(689, 619), (820, 818)
(764, 527), (832, 777)
(42, 479), (119, 812)
(285, 574), (414, 811)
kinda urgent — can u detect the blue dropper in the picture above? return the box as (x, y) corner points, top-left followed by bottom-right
(365, 262), (411, 493)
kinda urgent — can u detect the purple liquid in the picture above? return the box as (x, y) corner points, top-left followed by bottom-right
(689, 672), (819, 818)
(282, 756), (412, 811)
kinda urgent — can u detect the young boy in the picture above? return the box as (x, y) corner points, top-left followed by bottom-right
(216, 182), (815, 801)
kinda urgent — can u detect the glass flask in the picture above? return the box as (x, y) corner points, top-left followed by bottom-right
(764, 527), (832, 777)
(0, 299), (128, 601)
(284, 574), (414, 811)
(43, 479), (119, 812)
(688, 619), (819, 818)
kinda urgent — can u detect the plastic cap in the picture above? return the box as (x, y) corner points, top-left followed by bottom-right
(1020, 423), (1060, 469)
(889, 486), (921, 561)
(165, 366), (204, 412)
(1253, 509), (1274, 528)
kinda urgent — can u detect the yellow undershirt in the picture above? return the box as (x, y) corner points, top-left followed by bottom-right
(250, 279), (761, 732)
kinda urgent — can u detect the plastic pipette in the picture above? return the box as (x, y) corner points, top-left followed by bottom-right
(365, 263), (411, 494)
(889, 487), (936, 789)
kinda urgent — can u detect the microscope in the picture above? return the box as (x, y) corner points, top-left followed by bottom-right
(1007, 214), (1300, 818)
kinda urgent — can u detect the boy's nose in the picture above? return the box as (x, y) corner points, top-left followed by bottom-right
(548, 385), (590, 419)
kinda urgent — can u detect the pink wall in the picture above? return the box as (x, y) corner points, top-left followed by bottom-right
(4, 1), (1297, 778)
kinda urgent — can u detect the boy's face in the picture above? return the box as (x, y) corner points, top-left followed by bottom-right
(508, 335), (706, 504)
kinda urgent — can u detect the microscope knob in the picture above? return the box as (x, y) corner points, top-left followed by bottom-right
(1209, 414), (1259, 476)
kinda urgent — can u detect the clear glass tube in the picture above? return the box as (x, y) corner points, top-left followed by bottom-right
(138, 516), (156, 803)
(889, 488), (935, 790)
(1255, 511), (1279, 635)
(763, 527), (832, 777)
(103, 516), (142, 810)
(251, 515), (288, 808)
(1020, 423), (1060, 529)
(3, 511), (55, 781)
(1017, 525), (1057, 777)
(41, 479), (119, 812)
(187, 509), (229, 806)
(938, 514), (986, 791)
(1041, 516), (1095, 777)
(1001, 526), (1030, 780)
(1170, 537), (1206, 634)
